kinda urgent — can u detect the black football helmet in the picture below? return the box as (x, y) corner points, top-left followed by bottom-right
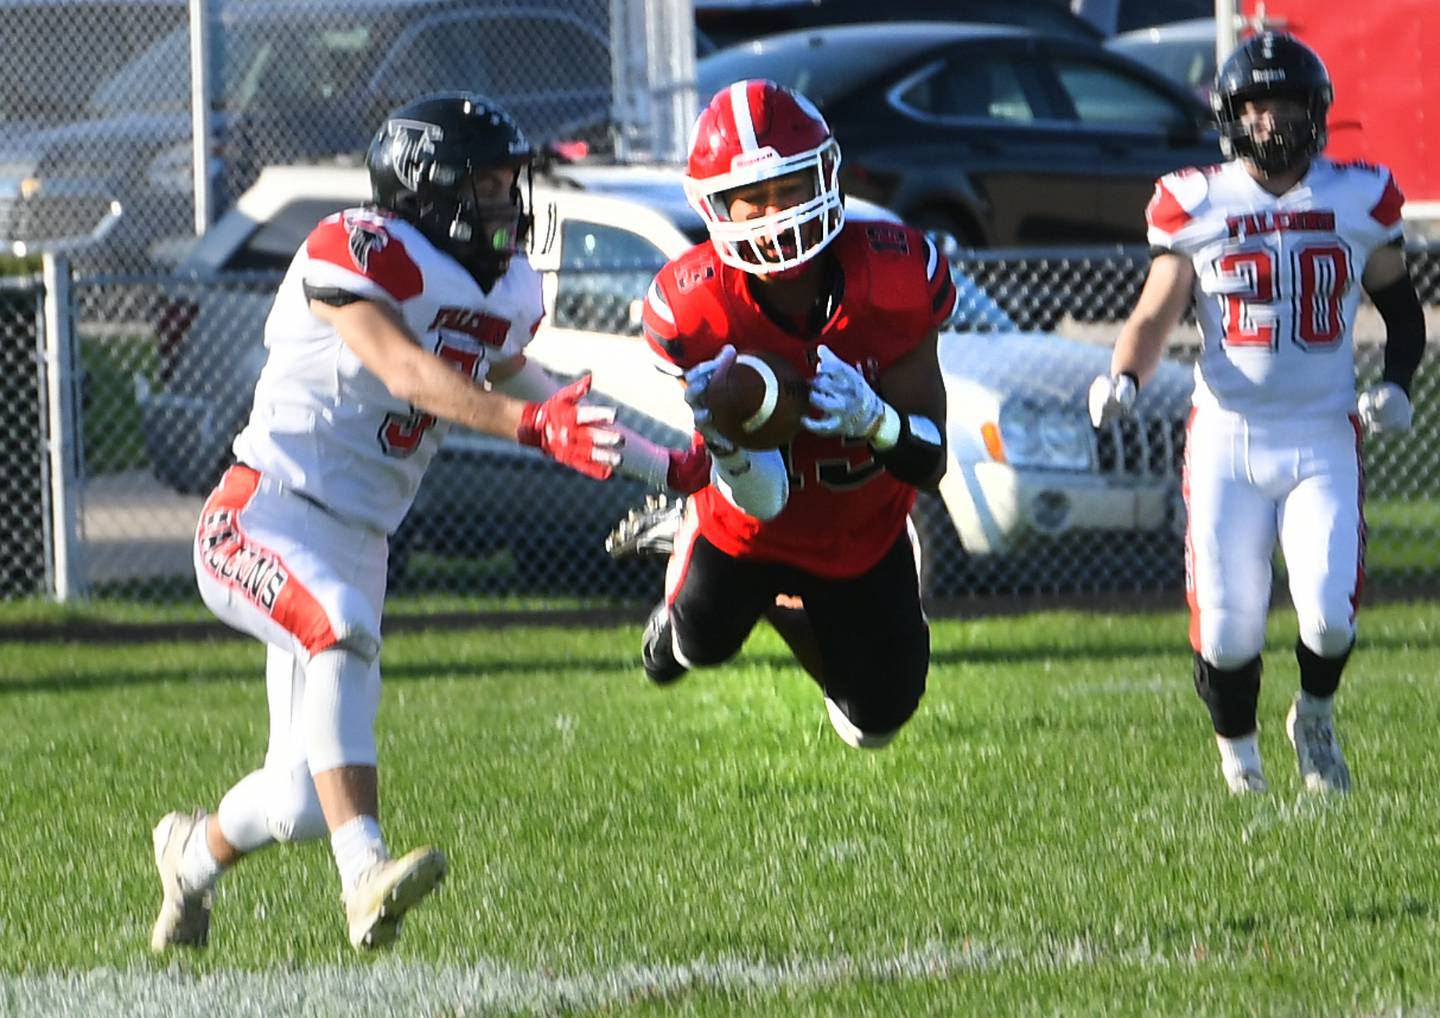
(367, 92), (533, 285)
(1212, 33), (1333, 177)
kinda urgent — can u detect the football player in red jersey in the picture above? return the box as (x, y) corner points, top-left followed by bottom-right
(638, 79), (957, 749)
(1088, 35), (1426, 795)
(147, 93), (707, 955)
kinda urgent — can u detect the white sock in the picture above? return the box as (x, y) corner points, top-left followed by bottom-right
(331, 815), (387, 892)
(1216, 731), (1262, 774)
(1297, 690), (1335, 718)
(178, 816), (224, 895)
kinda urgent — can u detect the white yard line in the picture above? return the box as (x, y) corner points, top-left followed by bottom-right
(2, 940), (1188, 1017)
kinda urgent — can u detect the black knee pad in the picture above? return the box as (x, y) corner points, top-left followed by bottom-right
(1296, 637), (1352, 699)
(1192, 653), (1262, 738)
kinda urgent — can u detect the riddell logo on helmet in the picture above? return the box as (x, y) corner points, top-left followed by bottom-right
(731, 148), (780, 170)
(1252, 69), (1288, 82)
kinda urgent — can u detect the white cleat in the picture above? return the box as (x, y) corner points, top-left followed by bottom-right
(1215, 732), (1268, 795)
(1222, 764), (1270, 795)
(149, 810), (213, 952)
(1287, 697), (1352, 794)
(344, 846), (447, 951)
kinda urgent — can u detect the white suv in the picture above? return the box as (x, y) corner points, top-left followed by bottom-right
(138, 162), (1192, 590)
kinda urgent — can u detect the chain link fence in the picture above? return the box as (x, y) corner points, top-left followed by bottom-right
(4, 245), (1436, 606)
(1, 0), (619, 274)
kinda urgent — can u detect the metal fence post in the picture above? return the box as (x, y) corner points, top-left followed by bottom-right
(40, 252), (86, 602)
(190, 0), (215, 236)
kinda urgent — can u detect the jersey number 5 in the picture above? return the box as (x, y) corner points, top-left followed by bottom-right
(1216, 243), (1351, 351)
(378, 339), (483, 457)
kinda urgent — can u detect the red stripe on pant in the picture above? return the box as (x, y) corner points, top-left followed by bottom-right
(198, 466), (339, 656)
(1182, 408), (1202, 653)
(1350, 413), (1367, 614)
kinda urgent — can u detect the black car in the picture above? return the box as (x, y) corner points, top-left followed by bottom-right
(695, 0), (1103, 47)
(697, 22), (1221, 247)
(0, 0), (612, 268)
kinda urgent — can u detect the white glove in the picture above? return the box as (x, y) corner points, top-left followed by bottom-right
(1088, 373), (1138, 429)
(1358, 382), (1413, 435)
(682, 344), (739, 457)
(803, 344), (890, 440)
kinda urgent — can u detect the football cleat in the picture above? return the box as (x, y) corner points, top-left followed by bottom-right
(149, 809), (213, 952)
(1222, 763), (1270, 795)
(344, 846), (447, 951)
(641, 602), (687, 685)
(1215, 734), (1268, 795)
(606, 494), (684, 561)
(1287, 697), (1352, 794)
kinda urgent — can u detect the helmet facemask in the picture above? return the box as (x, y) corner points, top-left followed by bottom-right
(421, 163), (533, 287)
(1215, 89), (1328, 177)
(686, 138), (844, 275)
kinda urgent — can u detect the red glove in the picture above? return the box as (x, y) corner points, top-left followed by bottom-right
(517, 375), (621, 480)
(665, 438), (712, 494)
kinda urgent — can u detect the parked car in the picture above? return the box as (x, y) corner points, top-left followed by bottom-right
(1106, 18), (1217, 104)
(697, 22), (1221, 247)
(694, 0), (1104, 47)
(1072, 0), (1214, 36)
(0, 0), (612, 268)
(0, 0), (185, 126)
(137, 162), (1193, 593)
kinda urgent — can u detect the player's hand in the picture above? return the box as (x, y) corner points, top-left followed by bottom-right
(1358, 382), (1413, 435)
(803, 345), (888, 439)
(1088, 373), (1138, 429)
(516, 375), (622, 480)
(682, 344), (739, 457)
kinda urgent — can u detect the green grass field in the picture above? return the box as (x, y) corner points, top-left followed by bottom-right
(4, 602), (1440, 1016)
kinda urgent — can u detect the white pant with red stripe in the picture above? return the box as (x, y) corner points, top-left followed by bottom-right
(194, 466), (387, 661)
(1184, 408), (1365, 667)
(194, 465), (388, 813)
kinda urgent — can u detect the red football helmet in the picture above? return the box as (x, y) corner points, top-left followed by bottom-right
(683, 79), (844, 275)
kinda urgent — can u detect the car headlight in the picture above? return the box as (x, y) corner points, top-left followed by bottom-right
(992, 400), (1093, 471)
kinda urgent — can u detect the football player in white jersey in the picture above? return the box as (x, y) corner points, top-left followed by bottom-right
(148, 93), (708, 953)
(1089, 34), (1426, 795)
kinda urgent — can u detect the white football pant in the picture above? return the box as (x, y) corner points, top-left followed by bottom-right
(1185, 409), (1364, 667)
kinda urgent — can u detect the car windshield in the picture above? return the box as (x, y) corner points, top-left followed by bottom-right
(87, 18), (385, 115)
(697, 40), (899, 105)
(1108, 38), (1215, 99)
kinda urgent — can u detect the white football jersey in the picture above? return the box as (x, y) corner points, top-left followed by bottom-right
(1148, 157), (1405, 418)
(233, 209), (544, 534)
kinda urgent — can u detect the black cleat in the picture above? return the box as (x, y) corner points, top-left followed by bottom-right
(606, 494), (685, 561)
(641, 602), (687, 685)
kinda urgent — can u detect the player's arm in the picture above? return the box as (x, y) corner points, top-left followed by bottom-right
(311, 299), (620, 478)
(489, 351), (707, 492)
(1362, 243), (1426, 395)
(1089, 252), (1195, 427)
(641, 271), (787, 510)
(1357, 241), (1427, 434)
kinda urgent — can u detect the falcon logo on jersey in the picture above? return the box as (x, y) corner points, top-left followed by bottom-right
(347, 218), (390, 272)
(1226, 209), (1336, 240)
(387, 118), (445, 191)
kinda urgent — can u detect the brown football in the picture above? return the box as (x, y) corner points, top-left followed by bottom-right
(705, 350), (809, 451)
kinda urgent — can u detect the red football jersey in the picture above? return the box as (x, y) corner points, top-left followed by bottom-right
(642, 219), (955, 578)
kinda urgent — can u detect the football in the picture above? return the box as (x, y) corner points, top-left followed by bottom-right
(705, 351), (809, 451)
